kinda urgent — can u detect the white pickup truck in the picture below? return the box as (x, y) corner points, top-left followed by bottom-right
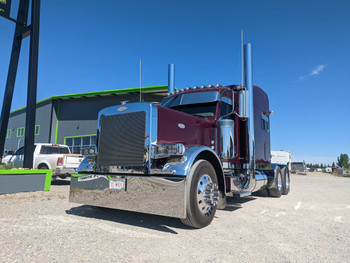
(9, 143), (84, 180)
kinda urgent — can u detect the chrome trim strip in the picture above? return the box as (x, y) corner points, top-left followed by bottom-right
(150, 170), (175, 175)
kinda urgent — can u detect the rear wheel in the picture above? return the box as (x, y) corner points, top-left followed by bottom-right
(38, 164), (49, 170)
(268, 166), (283, 197)
(281, 166), (290, 195)
(181, 160), (219, 228)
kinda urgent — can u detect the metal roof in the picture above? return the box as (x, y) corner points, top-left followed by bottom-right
(10, 85), (168, 115)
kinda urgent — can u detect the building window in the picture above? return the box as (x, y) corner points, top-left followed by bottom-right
(35, 125), (40, 136)
(64, 134), (97, 154)
(17, 127), (25, 137)
(6, 129), (11, 139)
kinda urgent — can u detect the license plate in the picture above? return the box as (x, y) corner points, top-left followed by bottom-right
(109, 179), (126, 190)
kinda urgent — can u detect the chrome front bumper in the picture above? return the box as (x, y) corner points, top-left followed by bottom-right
(69, 174), (186, 219)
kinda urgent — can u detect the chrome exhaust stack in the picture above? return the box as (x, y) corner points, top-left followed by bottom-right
(244, 43), (256, 191)
(168, 64), (175, 94)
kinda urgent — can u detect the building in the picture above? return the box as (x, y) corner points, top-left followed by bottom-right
(4, 85), (167, 153)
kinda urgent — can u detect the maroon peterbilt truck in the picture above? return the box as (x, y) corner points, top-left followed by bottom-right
(70, 44), (290, 228)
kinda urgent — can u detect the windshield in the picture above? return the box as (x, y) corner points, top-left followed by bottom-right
(291, 163), (305, 170)
(170, 102), (217, 118)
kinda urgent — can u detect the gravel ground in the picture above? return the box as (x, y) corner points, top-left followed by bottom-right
(0, 172), (349, 263)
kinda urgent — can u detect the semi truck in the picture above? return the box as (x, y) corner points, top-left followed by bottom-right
(69, 43), (290, 228)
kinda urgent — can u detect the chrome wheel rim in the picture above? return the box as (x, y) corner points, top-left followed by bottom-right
(196, 174), (219, 216)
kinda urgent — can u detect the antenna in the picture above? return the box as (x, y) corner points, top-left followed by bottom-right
(241, 29), (244, 88)
(139, 59), (142, 102)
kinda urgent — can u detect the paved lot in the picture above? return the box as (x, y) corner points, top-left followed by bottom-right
(0, 172), (349, 262)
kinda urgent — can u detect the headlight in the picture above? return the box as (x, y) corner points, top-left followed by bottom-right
(151, 143), (185, 159)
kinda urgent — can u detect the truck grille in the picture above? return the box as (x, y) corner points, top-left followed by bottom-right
(97, 111), (146, 167)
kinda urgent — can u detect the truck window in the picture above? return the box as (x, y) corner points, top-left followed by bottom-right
(220, 102), (232, 118)
(170, 102), (217, 117)
(14, 145), (36, 155)
(40, 146), (70, 154)
(261, 115), (269, 131)
(15, 147), (25, 155)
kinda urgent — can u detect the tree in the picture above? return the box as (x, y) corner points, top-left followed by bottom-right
(337, 154), (349, 168)
(332, 162), (335, 168)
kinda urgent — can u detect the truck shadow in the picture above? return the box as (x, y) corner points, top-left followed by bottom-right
(66, 205), (192, 234)
(223, 196), (257, 212)
(66, 195), (260, 233)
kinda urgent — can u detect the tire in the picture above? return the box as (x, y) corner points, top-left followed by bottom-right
(181, 160), (219, 228)
(38, 164), (49, 170)
(268, 166), (283, 198)
(281, 166), (290, 195)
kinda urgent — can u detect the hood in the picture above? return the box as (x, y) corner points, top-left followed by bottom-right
(157, 106), (215, 147)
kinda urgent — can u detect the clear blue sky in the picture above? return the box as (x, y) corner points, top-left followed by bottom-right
(1, 0), (349, 165)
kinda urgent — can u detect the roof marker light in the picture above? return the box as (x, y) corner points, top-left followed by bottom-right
(201, 85), (207, 89)
(193, 85), (199, 89)
(208, 84), (214, 88)
(181, 88), (185, 92)
(186, 87), (190, 90)
(216, 84), (222, 88)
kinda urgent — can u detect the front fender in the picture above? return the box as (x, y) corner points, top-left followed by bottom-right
(162, 146), (222, 177)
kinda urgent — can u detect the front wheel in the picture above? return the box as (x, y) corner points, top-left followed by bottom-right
(181, 160), (219, 228)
